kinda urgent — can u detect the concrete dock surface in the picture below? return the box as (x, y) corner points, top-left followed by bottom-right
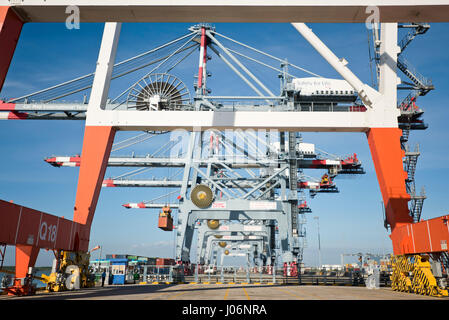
(1, 283), (446, 300)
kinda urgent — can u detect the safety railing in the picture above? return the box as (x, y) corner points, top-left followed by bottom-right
(89, 264), (390, 287)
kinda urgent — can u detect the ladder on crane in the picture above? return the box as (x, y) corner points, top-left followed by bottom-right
(398, 23), (430, 54)
(403, 144), (426, 223)
(400, 125), (411, 148)
(397, 23), (434, 97)
(288, 132), (299, 237)
(404, 144), (420, 192)
(396, 23), (433, 137)
(409, 189), (426, 223)
(397, 56), (434, 94)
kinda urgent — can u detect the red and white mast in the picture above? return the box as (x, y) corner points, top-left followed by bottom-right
(197, 26), (208, 95)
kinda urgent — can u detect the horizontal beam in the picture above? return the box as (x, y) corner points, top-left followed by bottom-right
(205, 224), (265, 232)
(103, 179), (335, 190)
(390, 215), (449, 255)
(6, 1), (449, 22)
(45, 156), (362, 169)
(0, 199), (89, 251)
(86, 110), (397, 132)
(123, 203), (179, 209)
(212, 235), (263, 241)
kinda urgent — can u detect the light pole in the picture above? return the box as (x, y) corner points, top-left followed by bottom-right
(313, 216), (321, 269)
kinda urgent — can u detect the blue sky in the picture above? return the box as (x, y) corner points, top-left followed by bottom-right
(1, 22), (449, 267)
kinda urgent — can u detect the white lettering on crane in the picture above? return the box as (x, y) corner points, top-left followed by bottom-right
(39, 221), (58, 243)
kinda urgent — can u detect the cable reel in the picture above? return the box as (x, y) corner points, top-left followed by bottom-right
(207, 220), (220, 230)
(126, 73), (191, 111)
(218, 241), (227, 248)
(190, 184), (214, 208)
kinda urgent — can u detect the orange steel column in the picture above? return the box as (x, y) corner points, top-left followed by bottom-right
(366, 128), (413, 254)
(0, 6), (24, 91)
(73, 126), (116, 248)
(8, 245), (39, 295)
(15, 245), (39, 279)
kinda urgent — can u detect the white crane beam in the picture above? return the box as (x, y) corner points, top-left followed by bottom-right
(85, 109), (395, 132)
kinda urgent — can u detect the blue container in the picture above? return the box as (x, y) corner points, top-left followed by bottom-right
(110, 259), (128, 285)
(112, 274), (125, 285)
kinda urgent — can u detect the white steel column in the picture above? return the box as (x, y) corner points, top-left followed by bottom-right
(378, 23), (400, 114)
(87, 22), (121, 114)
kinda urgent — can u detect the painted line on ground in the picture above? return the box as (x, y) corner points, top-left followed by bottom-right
(167, 290), (190, 300)
(242, 287), (251, 300)
(274, 287), (305, 300)
(224, 287), (230, 300)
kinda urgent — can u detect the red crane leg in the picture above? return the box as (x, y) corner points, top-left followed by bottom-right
(366, 128), (413, 254)
(6, 244), (39, 296)
(0, 6), (24, 91)
(73, 126), (116, 247)
(15, 244), (39, 279)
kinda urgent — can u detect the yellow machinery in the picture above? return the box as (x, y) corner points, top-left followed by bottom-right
(40, 250), (95, 292)
(390, 254), (448, 297)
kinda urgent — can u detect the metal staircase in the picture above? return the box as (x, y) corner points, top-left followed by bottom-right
(409, 188), (426, 223)
(397, 23), (434, 96)
(400, 126), (411, 149)
(288, 132), (299, 237)
(403, 144), (426, 223)
(397, 56), (434, 94)
(396, 24), (431, 223)
(404, 144), (420, 192)
(398, 23), (430, 53)
(398, 90), (427, 143)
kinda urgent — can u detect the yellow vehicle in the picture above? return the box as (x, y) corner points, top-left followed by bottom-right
(40, 250), (95, 292)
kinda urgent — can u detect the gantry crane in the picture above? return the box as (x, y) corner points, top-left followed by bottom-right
(1, 7), (449, 296)
(368, 22), (448, 296)
(34, 38), (366, 273)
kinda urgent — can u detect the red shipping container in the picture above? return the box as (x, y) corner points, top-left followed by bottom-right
(158, 206), (173, 231)
(158, 215), (173, 231)
(156, 258), (175, 266)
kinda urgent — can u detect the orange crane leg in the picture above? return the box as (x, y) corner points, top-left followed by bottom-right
(73, 125), (116, 247)
(6, 245), (39, 296)
(0, 6), (24, 91)
(366, 128), (413, 254)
